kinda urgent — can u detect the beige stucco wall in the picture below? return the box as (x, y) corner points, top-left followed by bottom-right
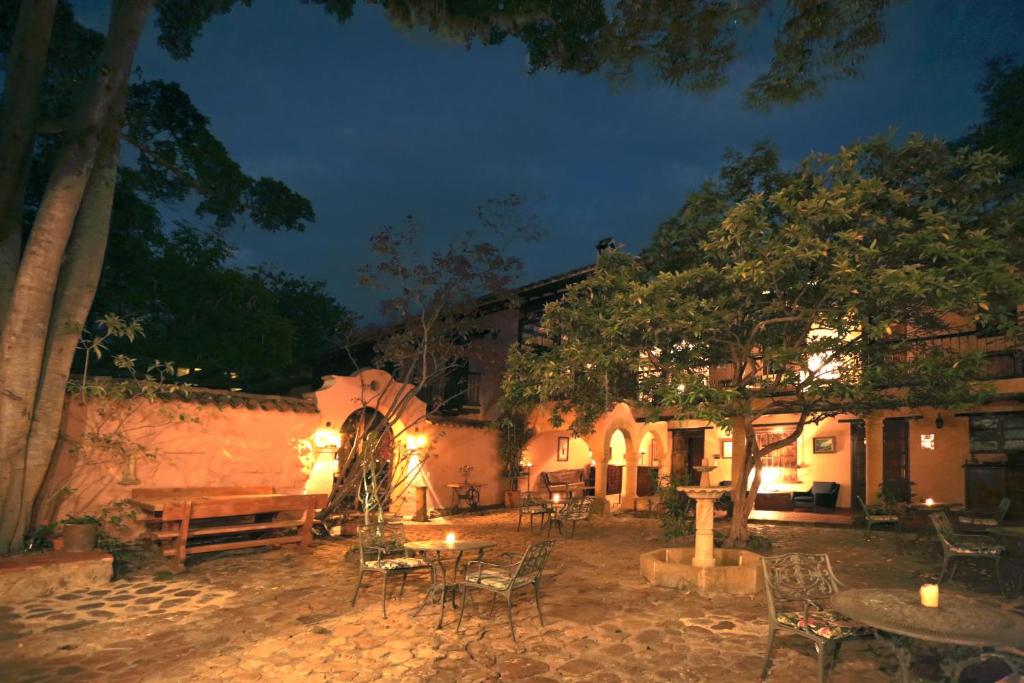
(43, 396), (321, 525)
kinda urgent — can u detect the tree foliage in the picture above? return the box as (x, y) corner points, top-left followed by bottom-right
(504, 136), (1024, 543)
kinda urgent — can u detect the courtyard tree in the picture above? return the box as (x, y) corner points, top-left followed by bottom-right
(0, 0), (895, 553)
(503, 136), (1024, 545)
(320, 203), (535, 525)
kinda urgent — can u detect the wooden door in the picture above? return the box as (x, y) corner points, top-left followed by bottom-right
(882, 418), (910, 500)
(850, 420), (866, 505)
(671, 430), (705, 482)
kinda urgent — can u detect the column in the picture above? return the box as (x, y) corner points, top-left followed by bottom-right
(621, 450), (639, 510)
(593, 454), (610, 515)
(865, 413), (884, 504)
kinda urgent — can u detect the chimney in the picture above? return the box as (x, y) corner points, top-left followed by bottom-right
(596, 237), (621, 257)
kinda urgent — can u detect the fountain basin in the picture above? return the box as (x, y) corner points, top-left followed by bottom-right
(640, 547), (763, 596)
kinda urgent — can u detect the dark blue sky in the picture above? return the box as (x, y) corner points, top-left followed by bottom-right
(79, 1), (1023, 318)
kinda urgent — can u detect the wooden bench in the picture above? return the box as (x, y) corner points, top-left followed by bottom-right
(540, 469), (587, 498)
(142, 493), (318, 572)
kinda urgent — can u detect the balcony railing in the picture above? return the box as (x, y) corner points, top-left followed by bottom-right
(882, 330), (1023, 380)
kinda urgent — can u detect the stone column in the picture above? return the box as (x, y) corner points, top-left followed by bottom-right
(593, 453), (610, 514)
(620, 450), (639, 510)
(865, 413), (884, 504)
(692, 497), (716, 568)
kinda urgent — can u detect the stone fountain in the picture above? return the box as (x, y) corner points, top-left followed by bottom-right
(640, 458), (763, 596)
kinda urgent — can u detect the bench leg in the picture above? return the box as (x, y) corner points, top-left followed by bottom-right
(171, 501), (193, 572)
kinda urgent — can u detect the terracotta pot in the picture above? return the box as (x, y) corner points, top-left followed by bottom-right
(62, 523), (98, 552)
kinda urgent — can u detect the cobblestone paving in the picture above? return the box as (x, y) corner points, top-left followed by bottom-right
(0, 513), (1016, 682)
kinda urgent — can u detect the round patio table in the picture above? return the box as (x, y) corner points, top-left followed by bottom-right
(405, 539), (496, 628)
(834, 588), (1024, 681)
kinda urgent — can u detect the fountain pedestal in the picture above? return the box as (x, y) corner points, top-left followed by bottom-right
(639, 462), (764, 596)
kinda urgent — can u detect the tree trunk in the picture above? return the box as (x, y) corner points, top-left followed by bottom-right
(24, 130), (121, 538)
(0, 0), (153, 554)
(725, 415), (753, 546)
(0, 0), (58, 325)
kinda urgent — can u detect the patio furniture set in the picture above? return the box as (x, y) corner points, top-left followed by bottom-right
(516, 494), (594, 538)
(350, 522), (555, 640)
(761, 552), (1024, 683)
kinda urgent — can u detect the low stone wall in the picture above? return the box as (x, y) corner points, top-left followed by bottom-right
(0, 551), (113, 604)
(640, 547), (764, 596)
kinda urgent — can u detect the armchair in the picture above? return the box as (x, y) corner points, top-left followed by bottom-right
(792, 482), (840, 511)
(351, 523), (436, 618)
(760, 553), (873, 682)
(456, 539), (555, 641)
(930, 512), (1005, 585)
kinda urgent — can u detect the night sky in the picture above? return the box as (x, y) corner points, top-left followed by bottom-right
(76, 1), (1024, 319)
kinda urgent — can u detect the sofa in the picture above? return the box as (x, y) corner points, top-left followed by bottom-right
(792, 481), (840, 511)
(541, 468), (592, 498)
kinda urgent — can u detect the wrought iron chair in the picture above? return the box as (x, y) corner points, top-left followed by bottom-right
(516, 494), (551, 532)
(351, 522), (436, 618)
(929, 512), (1005, 585)
(456, 539), (555, 641)
(761, 553), (873, 683)
(548, 496), (593, 538)
(957, 497), (1011, 531)
(856, 496), (901, 538)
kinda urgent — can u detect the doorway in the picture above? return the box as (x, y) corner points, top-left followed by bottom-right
(882, 418), (911, 500)
(671, 429), (705, 483)
(849, 420), (866, 504)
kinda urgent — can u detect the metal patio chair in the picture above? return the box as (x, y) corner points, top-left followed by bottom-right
(548, 496), (593, 538)
(351, 522), (436, 618)
(930, 511), (1005, 586)
(857, 496), (901, 538)
(761, 553), (874, 683)
(957, 497), (1011, 531)
(517, 494), (551, 532)
(456, 539), (555, 641)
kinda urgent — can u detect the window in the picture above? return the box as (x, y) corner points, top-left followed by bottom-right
(969, 412), (1024, 453)
(755, 427), (799, 482)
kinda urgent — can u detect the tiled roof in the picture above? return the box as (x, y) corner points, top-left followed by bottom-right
(157, 386), (319, 413)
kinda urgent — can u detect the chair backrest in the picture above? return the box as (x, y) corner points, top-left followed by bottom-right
(929, 511), (955, 546)
(512, 539), (556, 582)
(811, 482), (838, 495)
(995, 497), (1011, 523)
(356, 522), (407, 564)
(567, 496), (594, 520)
(856, 496), (868, 514)
(761, 553), (841, 617)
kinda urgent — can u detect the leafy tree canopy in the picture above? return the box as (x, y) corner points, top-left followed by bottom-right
(504, 135), (1024, 436)
(961, 57), (1024, 181)
(156, 0), (894, 110)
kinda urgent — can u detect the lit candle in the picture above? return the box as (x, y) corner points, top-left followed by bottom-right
(925, 498), (935, 507)
(920, 583), (939, 608)
(444, 532), (456, 547)
(552, 493), (561, 504)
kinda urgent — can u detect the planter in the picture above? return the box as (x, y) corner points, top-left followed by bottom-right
(62, 523), (99, 552)
(503, 490), (522, 508)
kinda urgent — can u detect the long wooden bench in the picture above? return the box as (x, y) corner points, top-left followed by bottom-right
(140, 493), (318, 571)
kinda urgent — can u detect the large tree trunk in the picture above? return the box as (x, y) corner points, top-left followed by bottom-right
(725, 415), (754, 546)
(0, 0), (153, 554)
(0, 0), (58, 509)
(0, 0), (58, 325)
(24, 130), (121, 538)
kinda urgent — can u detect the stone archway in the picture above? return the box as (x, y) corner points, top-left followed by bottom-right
(637, 430), (666, 497)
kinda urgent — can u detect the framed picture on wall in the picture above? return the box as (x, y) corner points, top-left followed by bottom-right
(557, 436), (570, 461)
(812, 436), (836, 454)
(721, 439), (733, 459)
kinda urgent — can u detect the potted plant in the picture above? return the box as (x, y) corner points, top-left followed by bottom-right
(60, 514), (101, 552)
(495, 409), (534, 508)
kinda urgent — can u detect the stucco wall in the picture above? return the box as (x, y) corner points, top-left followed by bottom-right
(42, 396), (320, 525)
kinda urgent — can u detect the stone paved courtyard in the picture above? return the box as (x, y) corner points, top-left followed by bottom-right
(0, 512), (1018, 682)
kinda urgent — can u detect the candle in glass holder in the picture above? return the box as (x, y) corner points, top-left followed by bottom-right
(925, 498), (935, 507)
(552, 493), (561, 504)
(919, 583), (939, 608)
(444, 532), (456, 547)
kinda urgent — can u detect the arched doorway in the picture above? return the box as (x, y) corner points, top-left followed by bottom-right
(637, 431), (664, 496)
(606, 428), (629, 498)
(338, 408), (394, 513)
